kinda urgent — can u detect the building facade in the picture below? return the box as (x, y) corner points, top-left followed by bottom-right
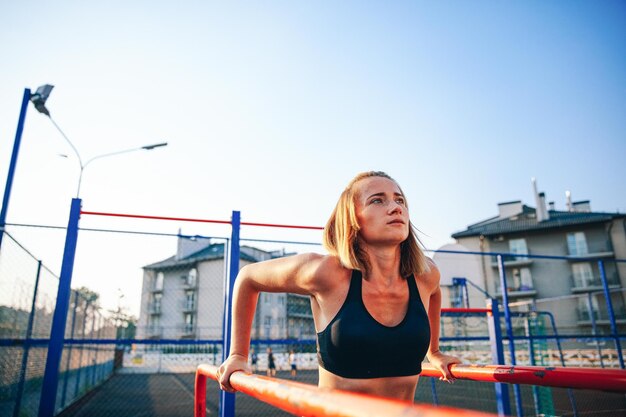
(450, 195), (626, 333)
(136, 236), (314, 340)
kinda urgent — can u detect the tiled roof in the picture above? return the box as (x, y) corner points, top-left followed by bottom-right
(143, 243), (258, 269)
(452, 206), (624, 238)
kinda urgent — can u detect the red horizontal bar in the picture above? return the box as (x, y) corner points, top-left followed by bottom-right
(195, 364), (497, 417)
(80, 211), (231, 225)
(80, 210), (324, 230)
(441, 308), (491, 314)
(421, 363), (626, 392)
(240, 221), (324, 230)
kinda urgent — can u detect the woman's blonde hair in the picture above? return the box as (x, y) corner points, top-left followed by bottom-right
(322, 171), (430, 278)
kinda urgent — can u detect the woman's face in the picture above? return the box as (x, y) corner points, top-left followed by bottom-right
(353, 176), (409, 246)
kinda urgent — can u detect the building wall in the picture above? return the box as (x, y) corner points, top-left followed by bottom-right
(452, 220), (626, 333)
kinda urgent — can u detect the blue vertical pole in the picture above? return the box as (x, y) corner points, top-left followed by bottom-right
(219, 211), (240, 417)
(0, 88), (31, 251)
(586, 292), (604, 368)
(38, 198), (81, 417)
(598, 260), (624, 368)
(497, 255), (523, 417)
(487, 298), (510, 417)
(13, 260), (42, 417)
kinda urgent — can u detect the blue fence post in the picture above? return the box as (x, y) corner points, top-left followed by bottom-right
(487, 298), (510, 417)
(0, 88), (31, 251)
(38, 198), (82, 417)
(598, 260), (624, 368)
(586, 292), (604, 368)
(219, 211), (240, 417)
(497, 255), (523, 417)
(13, 259), (42, 417)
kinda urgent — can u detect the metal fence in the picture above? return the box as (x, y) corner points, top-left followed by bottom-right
(1, 208), (625, 417)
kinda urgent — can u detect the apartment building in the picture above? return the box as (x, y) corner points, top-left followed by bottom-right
(136, 236), (314, 340)
(450, 190), (626, 333)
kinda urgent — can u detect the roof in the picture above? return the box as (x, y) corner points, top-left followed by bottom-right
(143, 243), (259, 269)
(452, 205), (625, 239)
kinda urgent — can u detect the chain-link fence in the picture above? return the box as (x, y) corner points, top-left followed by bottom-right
(1, 217), (625, 417)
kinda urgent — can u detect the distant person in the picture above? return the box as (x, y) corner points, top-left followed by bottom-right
(289, 349), (297, 377)
(218, 171), (461, 401)
(250, 348), (258, 372)
(266, 347), (276, 377)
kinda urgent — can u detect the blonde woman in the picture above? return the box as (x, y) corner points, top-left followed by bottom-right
(218, 171), (460, 401)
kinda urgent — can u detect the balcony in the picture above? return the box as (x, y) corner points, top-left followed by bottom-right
(181, 324), (196, 336)
(287, 304), (313, 319)
(577, 307), (626, 325)
(149, 303), (162, 315)
(151, 286), (163, 293)
(566, 242), (614, 260)
(147, 325), (162, 337)
(182, 300), (196, 312)
(571, 272), (621, 293)
(495, 285), (537, 299)
(491, 254), (533, 268)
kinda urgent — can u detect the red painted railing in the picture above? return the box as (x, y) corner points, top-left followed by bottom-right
(196, 363), (626, 417)
(421, 363), (626, 392)
(194, 364), (497, 417)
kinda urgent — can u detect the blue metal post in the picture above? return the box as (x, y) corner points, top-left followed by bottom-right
(429, 378), (439, 406)
(38, 198), (82, 417)
(598, 260), (624, 368)
(219, 211), (240, 417)
(586, 292), (604, 367)
(0, 88), (31, 251)
(13, 260), (42, 417)
(526, 316), (540, 416)
(497, 255), (523, 417)
(487, 298), (510, 417)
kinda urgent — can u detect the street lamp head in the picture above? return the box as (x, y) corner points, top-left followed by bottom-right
(30, 84), (55, 116)
(141, 142), (168, 150)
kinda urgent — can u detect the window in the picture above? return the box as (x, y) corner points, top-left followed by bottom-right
(184, 313), (195, 333)
(187, 268), (197, 287)
(567, 232), (588, 256)
(154, 272), (164, 291)
(511, 268), (533, 290)
(185, 290), (195, 309)
(578, 295), (599, 320)
(509, 239), (528, 259)
(572, 263), (594, 287)
(152, 293), (162, 313)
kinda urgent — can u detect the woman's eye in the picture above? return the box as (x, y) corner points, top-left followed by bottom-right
(396, 198), (406, 205)
(371, 198), (383, 204)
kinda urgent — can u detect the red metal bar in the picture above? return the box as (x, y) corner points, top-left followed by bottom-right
(240, 221), (324, 230)
(80, 210), (324, 230)
(421, 363), (626, 392)
(80, 211), (232, 225)
(441, 308), (491, 314)
(194, 364), (497, 417)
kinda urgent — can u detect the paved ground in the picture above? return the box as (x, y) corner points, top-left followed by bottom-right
(56, 370), (626, 417)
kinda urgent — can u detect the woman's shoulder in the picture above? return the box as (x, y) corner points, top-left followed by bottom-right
(414, 257), (440, 292)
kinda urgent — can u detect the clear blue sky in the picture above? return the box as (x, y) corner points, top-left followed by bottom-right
(1, 1), (625, 315)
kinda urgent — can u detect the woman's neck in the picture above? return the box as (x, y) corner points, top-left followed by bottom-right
(362, 245), (402, 285)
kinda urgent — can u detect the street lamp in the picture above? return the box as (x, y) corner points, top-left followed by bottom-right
(29, 84), (168, 197)
(30, 85), (168, 417)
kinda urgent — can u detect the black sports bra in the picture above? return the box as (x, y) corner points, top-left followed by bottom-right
(316, 269), (431, 379)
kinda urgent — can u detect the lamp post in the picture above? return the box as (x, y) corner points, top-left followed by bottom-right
(29, 84), (168, 198)
(30, 84), (167, 417)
